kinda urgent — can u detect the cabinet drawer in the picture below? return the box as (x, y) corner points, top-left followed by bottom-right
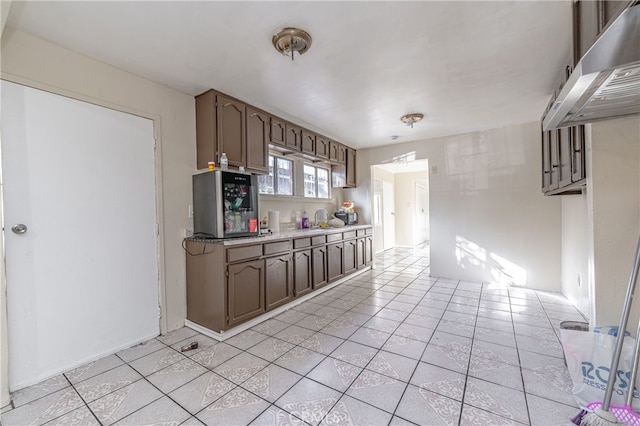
(357, 229), (366, 237)
(264, 240), (292, 256)
(311, 235), (326, 246)
(365, 227), (372, 235)
(294, 237), (311, 249)
(326, 233), (343, 243)
(343, 230), (357, 240)
(227, 244), (262, 263)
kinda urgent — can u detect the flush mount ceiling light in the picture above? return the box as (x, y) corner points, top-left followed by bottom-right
(400, 113), (424, 128)
(272, 27), (312, 61)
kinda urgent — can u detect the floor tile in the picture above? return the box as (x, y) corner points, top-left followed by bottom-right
(274, 346), (327, 375)
(518, 349), (566, 372)
(375, 307), (410, 322)
(382, 334), (428, 360)
(43, 405), (100, 425)
(189, 342), (242, 369)
(299, 332), (345, 355)
(320, 394), (392, 426)
(64, 355), (124, 385)
(404, 312), (441, 328)
(275, 378), (341, 426)
(436, 320), (475, 338)
(75, 365), (142, 403)
(320, 321), (360, 339)
(389, 415), (419, 425)
(251, 318), (291, 336)
(225, 329), (270, 350)
(307, 357), (363, 392)
(366, 351), (418, 382)
(460, 404), (526, 425)
(181, 416), (207, 425)
(474, 327), (516, 348)
(249, 405), (308, 425)
(116, 338), (166, 363)
(241, 364), (302, 403)
(275, 325), (316, 345)
(463, 377), (529, 424)
(296, 314), (334, 331)
(168, 371), (235, 415)
(468, 356), (524, 391)
(394, 323), (434, 342)
(128, 347), (186, 377)
(146, 358), (207, 393)
(345, 369), (406, 414)
(156, 327), (198, 346)
(526, 393), (579, 425)
(10, 374), (71, 408)
(275, 309), (309, 325)
(88, 379), (162, 425)
(410, 361), (466, 401)
(521, 365), (577, 407)
(247, 336), (296, 362)
(395, 384), (461, 425)
(421, 344), (470, 374)
(1, 388), (84, 426)
(113, 396), (190, 425)
(363, 316), (401, 334)
(214, 352), (268, 385)
(330, 341), (378, 368)
(292, 301), (324, 315)
(429, 331), (472, 353)
(516, 333), (564, 358)
(349, 327), (391, 349)
(196, 387), (270, 425)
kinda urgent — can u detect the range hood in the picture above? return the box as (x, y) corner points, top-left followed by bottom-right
(542, 3), (640, 130)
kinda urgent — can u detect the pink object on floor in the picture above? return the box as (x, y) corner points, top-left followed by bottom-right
(586, 401), (640, 426)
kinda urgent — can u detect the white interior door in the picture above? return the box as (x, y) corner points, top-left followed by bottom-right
(415, 182), (429, 246)
(2, 81), (159, 390)
(382, 180), (395, 250)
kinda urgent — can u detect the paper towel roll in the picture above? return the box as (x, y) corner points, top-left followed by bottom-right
(268, 211), (280, 233)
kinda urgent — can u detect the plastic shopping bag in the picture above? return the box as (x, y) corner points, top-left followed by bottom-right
(561, 329), (639, 409)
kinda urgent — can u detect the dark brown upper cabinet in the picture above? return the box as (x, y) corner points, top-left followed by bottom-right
(541, 125), (586, 195)
(285, 123), (302, 151)
(346, 148), (356, 187)
(315, 136), (330, 159)
(573, 1), (631, 65)
(246, 107), (269, 174)
(301, 130), (316, 156)
(270, 117), (286, 147)
(329, 141), (340, 163)
(216, 94), (246, 169)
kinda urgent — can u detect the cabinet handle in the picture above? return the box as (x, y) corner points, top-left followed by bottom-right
(552, 164), (559, 168)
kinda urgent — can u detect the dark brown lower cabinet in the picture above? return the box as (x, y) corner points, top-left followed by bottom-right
(328, 242), (344, 282)
(227, 259), (265, 326)
(312, 246), (328, 289)
(365, 236), (373, 265)
(293, 249), (313, 297)
(344, 239), (358, 275)
(356, 238), (365, 269)
(265, 255), (292, 310)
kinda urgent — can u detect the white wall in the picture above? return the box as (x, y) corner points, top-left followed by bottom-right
(587, 116), (640, 328)
(394, 171), (429, 247)
(355, 122), (563, 290)
(561, 192), (590, 318)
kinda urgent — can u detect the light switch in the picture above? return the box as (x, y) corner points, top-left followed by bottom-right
(431, 165), (438, 174)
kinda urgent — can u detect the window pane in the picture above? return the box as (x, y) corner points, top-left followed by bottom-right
(258, 156), (275, 194)
(276, 157), (293, 196)
(304, 165), (316, 198)
(317, 168), (329, 198)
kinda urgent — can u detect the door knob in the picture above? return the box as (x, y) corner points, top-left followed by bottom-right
(11, 224), (27, 234)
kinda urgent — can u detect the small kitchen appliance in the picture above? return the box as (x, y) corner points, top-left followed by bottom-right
(334, 211), (358, 225)
(193, 170), (259, 238)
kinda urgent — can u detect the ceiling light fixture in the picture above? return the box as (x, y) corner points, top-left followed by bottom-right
(400, 113), (424, 128)
(272, 27), (312, 61)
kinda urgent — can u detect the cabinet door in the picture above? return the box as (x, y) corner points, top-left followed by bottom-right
(265, 255), (292, 310)
(316, 136), (330, 159)
(327, 242), (344, 282)
(542, 129), (560, 192)
(195, 91), (216, 170)
(246, 107), (269, 173)
(312, 245), (328, 289)
(285, 123), (302, 150)
(344, 239), (357, 275)
(293, 249), (313, 297)
(346, 148), (356, 187)
(365, 236), (373, 265)
(216, 94), (246, 168)
(301, 130), (316, 155)
(356, 238), (365, 269)
(558, 127), (573, 188)
(337, 145), (347, 165)
(572, 125), (586, 182)
(329, 141), (340, 163)
(227, 259), (265, 326)
(270, 117), (286, 147)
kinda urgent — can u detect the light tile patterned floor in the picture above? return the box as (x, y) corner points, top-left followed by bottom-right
(2, 246), (584, 425)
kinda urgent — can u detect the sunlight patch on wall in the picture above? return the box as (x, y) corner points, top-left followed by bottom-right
(456, 236), (528, 287)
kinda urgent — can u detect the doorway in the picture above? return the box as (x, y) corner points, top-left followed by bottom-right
(2, 81), (160, 390)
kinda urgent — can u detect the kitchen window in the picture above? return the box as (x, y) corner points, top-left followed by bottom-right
(258, 155), (293, 196)
(303, 164), (330, 199)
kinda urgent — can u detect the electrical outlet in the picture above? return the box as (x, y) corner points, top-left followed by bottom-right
(188, 205), (194, 218)
(431, 165), (438, 174)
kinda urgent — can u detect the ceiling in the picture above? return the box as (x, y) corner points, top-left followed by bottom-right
(5, 1), (573, 150)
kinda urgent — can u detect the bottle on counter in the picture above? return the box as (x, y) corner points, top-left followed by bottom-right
(301, 211), (310, 229)
(220, 153), (229, 171)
